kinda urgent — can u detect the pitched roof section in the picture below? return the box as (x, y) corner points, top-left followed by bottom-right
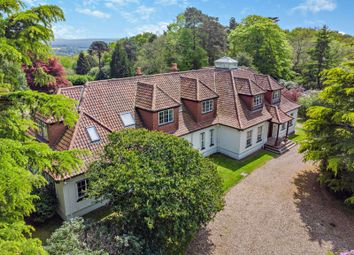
(266, 105), (292, 124)
(234, 77), (266, 96)
(180, 76), (218, 101)
(135, 82), (180, 111)
(254, 74), (283, 91)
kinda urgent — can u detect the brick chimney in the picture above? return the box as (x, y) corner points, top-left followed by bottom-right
(170, 63), (178, 72)
(136, 67), (142, 76)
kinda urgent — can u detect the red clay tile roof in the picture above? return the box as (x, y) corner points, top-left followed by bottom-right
(234, 77), (266, 96)
(135, 82), (180, 111)
(266, 105), (293, 124)
(180, 76), (218, 101)
(52, 67), (299, 180)
(254, 74), (283, 91)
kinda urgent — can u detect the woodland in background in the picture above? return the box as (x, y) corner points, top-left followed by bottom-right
(54, 8), (354, 93)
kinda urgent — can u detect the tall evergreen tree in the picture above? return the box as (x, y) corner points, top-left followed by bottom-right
(300, 59), (354, 204)
(110, 41), (131, 78)
(88, 41), (109, 76)
(229, 17), (237, 31)
(76, 51), (91, 75)
(307, 25), (333, 89)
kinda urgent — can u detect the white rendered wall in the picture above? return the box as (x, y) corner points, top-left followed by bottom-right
(55, 174), (107, 220)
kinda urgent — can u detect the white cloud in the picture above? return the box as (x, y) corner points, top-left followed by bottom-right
(137, 22), (169, 34)
(120, 5), (156, 23)
(292, 0), (336, 13)
(105, 0), (139, 8)
(154, 0), (188, 7)
(76, 8), (111, 19)
(136, 5), (156, 19)
(53, 24), (87, 39)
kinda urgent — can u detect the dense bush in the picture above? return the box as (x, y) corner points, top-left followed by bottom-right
(282, 86), (305, 102)
(68, 74), (94, 85)
(30, 182), (58, 223)
(87, 129), (224, 254)
(45, 217), (144, 255)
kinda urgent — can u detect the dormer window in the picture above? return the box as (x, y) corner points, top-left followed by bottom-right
(253, 95), (263, 108)
(158, 109), (174, 125)
(120, 112), (135, 128)
(272, 90), (281, 103)
(202, 100), (213, 114)
(86, 126), (100, 143)
(36, 118), (48, 141)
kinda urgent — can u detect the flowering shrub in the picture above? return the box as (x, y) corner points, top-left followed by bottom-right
(283, 86), (305, 102)
(340, 250), (354, 255)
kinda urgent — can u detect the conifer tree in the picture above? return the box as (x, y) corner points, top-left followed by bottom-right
(76, 51), (91, 75)
(110, 41), (131, 78)
(300, 59), (354, 204)
(307, 25), (333, 89)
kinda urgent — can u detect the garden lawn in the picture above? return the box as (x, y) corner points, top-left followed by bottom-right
(210, 151), (276, 192)
(290, 119), (306, 144)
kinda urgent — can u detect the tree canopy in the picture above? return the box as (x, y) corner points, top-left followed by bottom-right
(229, 15), (293, 79)
(87, 129), (224, 254)
(299, 58), (354, 204)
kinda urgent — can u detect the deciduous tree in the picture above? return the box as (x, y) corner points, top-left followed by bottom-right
(87, 129), (224, 254)
(229, 15), (293, 79)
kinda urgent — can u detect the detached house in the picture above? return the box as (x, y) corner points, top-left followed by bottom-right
(37, 57), (300, 219)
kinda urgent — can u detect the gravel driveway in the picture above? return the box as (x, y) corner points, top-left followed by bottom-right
(187, 147), (354, 255)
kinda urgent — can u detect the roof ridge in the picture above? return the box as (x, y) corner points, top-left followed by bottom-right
(68, 112), (83, 150)
(86, 68), (215, 86)
(82, 111), (113, 132)
(250, 79), (266, 93)
(230, 71), (243, 129)
(155, 84), (181, 106)
(196, 78), (200, 101)
(199, 80), (218, 97)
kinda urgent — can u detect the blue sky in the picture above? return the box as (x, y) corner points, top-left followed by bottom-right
(24, 0), (353, 39)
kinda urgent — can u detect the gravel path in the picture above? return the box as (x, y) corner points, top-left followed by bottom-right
(187, 147), (354, 255)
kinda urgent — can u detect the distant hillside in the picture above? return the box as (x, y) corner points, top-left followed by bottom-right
(52, 39), (117, 56)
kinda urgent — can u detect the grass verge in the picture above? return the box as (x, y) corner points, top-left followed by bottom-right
(210, 151), (276, 193)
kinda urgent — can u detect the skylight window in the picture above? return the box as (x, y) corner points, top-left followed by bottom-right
(120, 112), (135, 127)
(86, 126), (100, 143)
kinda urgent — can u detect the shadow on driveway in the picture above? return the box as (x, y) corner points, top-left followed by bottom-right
(293, 169), (354, 253)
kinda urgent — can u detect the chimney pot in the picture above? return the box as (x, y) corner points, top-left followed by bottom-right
(136, 67), (142, 76)
(170, 63), (178, 72)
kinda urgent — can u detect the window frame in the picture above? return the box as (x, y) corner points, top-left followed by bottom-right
(202, 99), (214, 114)
(158, 109), (174, 126)
(76, 179), (89, 202)
(272, 90), (281, 103)
(86, 126), (100, 143)
(281, 123), (286, 131)
(210, 129), (215, 147)
(257, 126), (263, 143)
(200, 132), (205, 150)
(36, 118), (49, 141)
(246, 130), (253, 148)
(119, 112), (135, 127)
(253, 95), (263, 108)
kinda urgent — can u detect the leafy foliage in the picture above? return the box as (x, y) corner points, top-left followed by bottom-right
(68, 74), (94, 85)
(23, 58), (70, 93)
(298, 91), (322, 119)
(87, 129), (224, 254)
(88, 41), (109, 75)
(110, 41), (132, 78)
(229, 15), (293, 79)
(30, 182), (58, 223)
(46, 217), (144, 255)
(76, 51), (92, 75)
(299, 59), (354, 204)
